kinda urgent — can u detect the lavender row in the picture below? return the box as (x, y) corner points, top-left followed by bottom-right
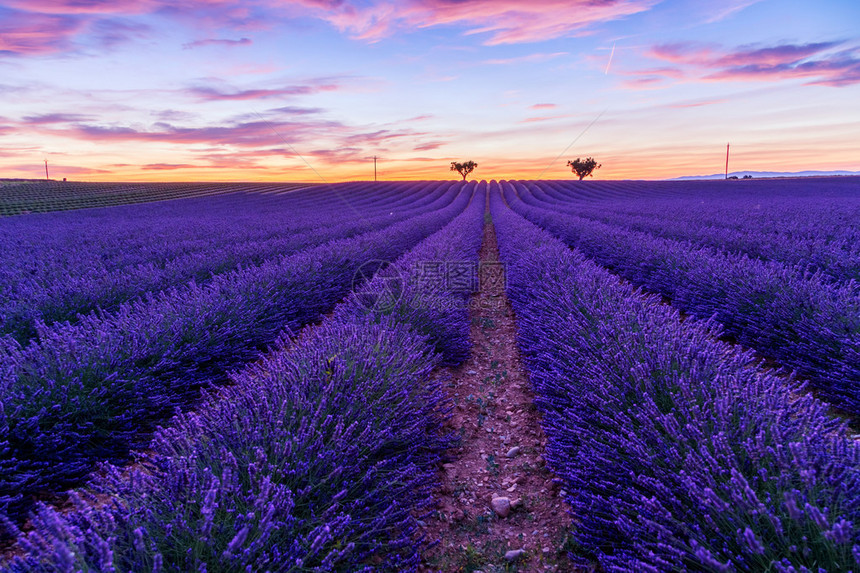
(4, 182), (485, 572)
(527, 179), (860, 283)
(0, 181), (310, 216)
(0, 183), (427, 297)
(505, 182), (860, 415)
(0, 182), (409, 296)
(0, 182), (454, 342)
(0, 184), (471, 528)
(491, 192), (860, 572)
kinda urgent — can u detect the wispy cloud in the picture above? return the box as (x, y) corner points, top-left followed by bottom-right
(141, 163), (198, 170)
(705, 0), (763, 23)
(647, 42), (718, 64)
(642, 40), (860, 87)
(666, 98), (726, 108)
(1, 0), (158, 16)
(183, 37), (252, 50)
(89, 17), (150, 48)
(187, 81), (341, 101)
(297, 0), (659, 45)
(483, 52), (568, 65)
(518, 114), (572, 123)
(267, 105), (325, 115)
(413, 140), (444, 151)
(63, 119), (335, 147)
(31, 112), (431, 166)
(615, 65), (685, 89)
(22, 113), (95, 124)
(530, 103), (557, 110)
(0, 2), (258, 56)
(4, 163), (111, 176)
(0, 9), (83, 55)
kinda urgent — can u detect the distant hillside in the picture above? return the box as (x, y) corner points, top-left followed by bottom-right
(671, 170), (860, 181)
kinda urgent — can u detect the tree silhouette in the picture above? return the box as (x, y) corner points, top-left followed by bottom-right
(450, 161), (478, 181)
(567, 157), (601, 180)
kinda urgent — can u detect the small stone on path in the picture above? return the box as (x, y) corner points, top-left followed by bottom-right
(504, 549), (525, 562)
(491, 496), (511, 518)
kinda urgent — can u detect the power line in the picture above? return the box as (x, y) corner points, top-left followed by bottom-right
(536, 108), (607, 179)
(253, 111), (365, 220)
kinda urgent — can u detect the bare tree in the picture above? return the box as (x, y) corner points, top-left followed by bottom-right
(567, 157), (601, 180)
(450, 161), (478, 181)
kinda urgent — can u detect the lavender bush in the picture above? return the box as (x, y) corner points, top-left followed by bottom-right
(0, 181), (308, 216)
(491, 189), (860, 571)
(0, 182), (470, 528)
(0, 182), (455, 343)
(504, 181), (860, 416)
(526, 178), (860, 283)
(3, 182), (485, 571)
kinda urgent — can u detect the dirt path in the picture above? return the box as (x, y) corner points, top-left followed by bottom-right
(421, 219), (584, 572)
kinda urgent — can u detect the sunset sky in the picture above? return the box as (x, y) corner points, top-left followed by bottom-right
(1, 0), (858, 182)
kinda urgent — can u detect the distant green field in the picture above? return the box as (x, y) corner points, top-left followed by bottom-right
(0, 181), (313, 216)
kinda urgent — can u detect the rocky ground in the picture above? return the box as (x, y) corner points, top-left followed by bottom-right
(420, 219), (589, 572)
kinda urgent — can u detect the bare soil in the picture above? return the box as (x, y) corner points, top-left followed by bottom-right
(420, 220), (587, 573)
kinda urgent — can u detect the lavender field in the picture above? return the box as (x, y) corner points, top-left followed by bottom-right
(2, 177), (860, 572)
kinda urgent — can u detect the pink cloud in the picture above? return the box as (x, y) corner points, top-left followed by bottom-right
(1, 1), (161, 16)
(615, 66), (685, 89)
(648, 42), (718, 64)
(0, 1), (263, 56)
(33, 114), (431, 166)
(414, 141), (444, 151)
(297, 0), (659, 45)
(63, 119), (336, 147)
(4, 163), (111, 176)
(619, 76), (668, 90)
(712, 41), (839, 67)
(483, 52), (568, 65)
(307, 147), (366, 162)
(2, 0), (659, 59)
(530, 103), (557, 110)
(643, 40), (859, 87)
(518, 114), (571, 123)
(342, 129), (427, 147)
(0, 11), (83, 55)
(141, 163), (197, 170)
(667, 98), (726, 108)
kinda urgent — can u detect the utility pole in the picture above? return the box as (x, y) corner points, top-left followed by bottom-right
(373, 155), (377, 182)
(725, 143), (730, 180)
(45, 159), (49, 181)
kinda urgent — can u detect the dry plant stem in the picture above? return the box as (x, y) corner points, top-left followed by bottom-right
(421, 219), (586, 572)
